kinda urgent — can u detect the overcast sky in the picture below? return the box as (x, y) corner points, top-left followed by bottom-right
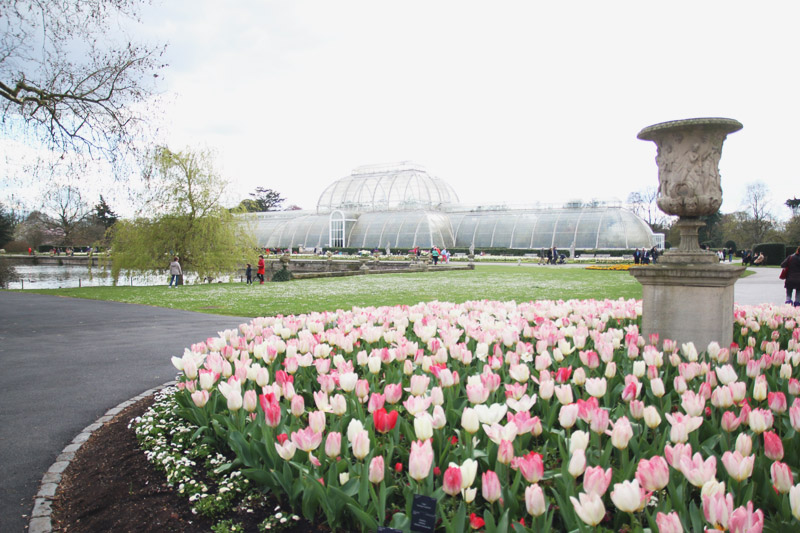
(4, 1), (800, 219)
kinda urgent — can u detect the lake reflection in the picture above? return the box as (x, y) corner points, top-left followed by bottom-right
(8, 265), (235, 289)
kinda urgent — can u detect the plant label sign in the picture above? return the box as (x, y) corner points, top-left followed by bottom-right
(410, 494), (437, 533)
(376, 528), (402, 533)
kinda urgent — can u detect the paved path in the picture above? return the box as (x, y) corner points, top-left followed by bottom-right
(0, 267), (788, 531)
(0, 292), (249, 533)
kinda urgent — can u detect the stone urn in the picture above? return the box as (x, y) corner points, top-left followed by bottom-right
(280, 252), (291, 266)
(631, 117), (745, 349)
(637, 117), (742, 263)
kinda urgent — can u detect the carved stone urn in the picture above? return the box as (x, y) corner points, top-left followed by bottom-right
(631, 117), (745, 349)
(637, 118), (742, 263)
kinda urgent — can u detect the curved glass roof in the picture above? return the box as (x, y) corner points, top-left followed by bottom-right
(248, 207), (656, 251)
(316, 161), (459, 213)
(347, 211), (455, 250)
(449, 208), (655, 249)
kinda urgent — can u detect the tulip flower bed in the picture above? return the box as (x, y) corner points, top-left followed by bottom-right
(150, 298), (800, 532)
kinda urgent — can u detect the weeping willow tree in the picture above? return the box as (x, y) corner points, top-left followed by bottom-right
(110, 147), (255, 282)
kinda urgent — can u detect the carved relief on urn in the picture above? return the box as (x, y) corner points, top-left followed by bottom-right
(637, 118), (742, 218)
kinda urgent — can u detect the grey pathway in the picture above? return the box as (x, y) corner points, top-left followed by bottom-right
(0, 292), (249, 533)
(733, 266), (788, 306)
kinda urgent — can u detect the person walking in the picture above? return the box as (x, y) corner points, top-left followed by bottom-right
(245, 263), (252, 284)
(257, 255), (266, 284)
(431, 247), (440, 265)
(782, 246), (800, 306)
(168, 256), (182, 287)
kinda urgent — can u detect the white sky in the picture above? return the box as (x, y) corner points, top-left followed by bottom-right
(4, 0), (800, 219)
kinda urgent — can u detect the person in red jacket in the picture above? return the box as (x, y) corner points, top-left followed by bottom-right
(257, 255), (266, 284)
(782, 246), (800, 306)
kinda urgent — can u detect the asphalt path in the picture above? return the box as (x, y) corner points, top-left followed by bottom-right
(0, 266), (788, 531)
(0, 291), (250, 533)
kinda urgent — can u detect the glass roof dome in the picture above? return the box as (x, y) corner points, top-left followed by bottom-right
(316, 161), (459, 213)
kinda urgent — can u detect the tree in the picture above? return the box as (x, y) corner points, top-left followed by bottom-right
(14, 211), (53, 250)
(249, 187), (285, 212)
(0, 203), (15, 248)
(627, 187), (672, 233)
(1, 0), (166, 164)
(93, 195), (119, 229)
(111, 147), (255, 281)
(739, 181), (775, 247)
(41, 185), (90, 245)
(786, 198), (800, 217)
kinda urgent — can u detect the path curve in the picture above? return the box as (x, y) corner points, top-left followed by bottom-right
(0, 292), (250, 533)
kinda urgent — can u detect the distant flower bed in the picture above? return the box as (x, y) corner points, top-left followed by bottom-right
(151, 299), (800, 532)
(586, 264), (635, 271)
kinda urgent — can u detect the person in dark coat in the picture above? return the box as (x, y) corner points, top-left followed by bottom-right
(782, 246), (800, 306)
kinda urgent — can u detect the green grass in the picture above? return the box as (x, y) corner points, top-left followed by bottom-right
(18, 265), (642, 317)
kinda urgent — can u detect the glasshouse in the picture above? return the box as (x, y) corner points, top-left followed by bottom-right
(246, 162), (660, 251)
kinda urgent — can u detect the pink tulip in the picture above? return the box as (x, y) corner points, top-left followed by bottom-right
(570, 492), (605, 527)
(409, 439), (434, 481)
(790, 403), (800, 431)
(703, 491), (734, 530)
(274, 440), (296, 461)
(610, 479), (645, 513)
(589, 408), (609, 434)
(466, 383), (490, 404)
(748, 408), (773, 434)
(771, 461), (794, 493)
(513, 451), (544, 483)
(729, 501), (764, 533)
(768, 391), (787, 413)
(629, 400), (645, 420)
(409, 374), (430, 396)
(309, 410), (326, 434)
(720, 410), (741, 432)
(355, 379), (370, 401)
(681, 390), (705, 417)
(609, 416), (633, 449)
(656, 511), (683, 533)
(291, 426), (322, 452)
(635, 456), (669, 491)
(242, 389), (258, 413)
(352, 429), (370, 460)
(497, 439), (514, 465)
(384, 383), (403, 404)
(325, 431), (342, 459)
(764, 431), (784, 461)
(525, 483), (546, 517)
(191, 389), (210, 408)
(558, 404), (579, 429)
(721, 450), (754, 482)
(290, 395), (305, 417)
(482, 470), (502, 503)
(367, 392), (385, 414)
(369, 455), (385, 484)
(679, 453), (716, 488)
(583, 465), (612, 496)
(443, 466), (462, 496)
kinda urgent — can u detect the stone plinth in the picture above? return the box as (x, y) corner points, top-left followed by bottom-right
(629, 263), (744, 349)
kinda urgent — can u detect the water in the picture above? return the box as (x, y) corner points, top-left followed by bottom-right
(6, 265), (236, 289)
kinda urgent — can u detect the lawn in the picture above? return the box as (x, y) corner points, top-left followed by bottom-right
(21, 265), (643, 317)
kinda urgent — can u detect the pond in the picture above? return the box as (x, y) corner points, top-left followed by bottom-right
(6, 265), (238, 289)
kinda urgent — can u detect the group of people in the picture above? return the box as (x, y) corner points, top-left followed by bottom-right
(741, 250), (764, 266)
(245, 255), (267, 284)
(633, 247), (659, 265)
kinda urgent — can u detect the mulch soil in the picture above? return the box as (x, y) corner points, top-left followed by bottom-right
(50, 396), (333, 533)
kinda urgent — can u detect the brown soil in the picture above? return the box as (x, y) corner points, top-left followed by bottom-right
(50, 396), (332, 533)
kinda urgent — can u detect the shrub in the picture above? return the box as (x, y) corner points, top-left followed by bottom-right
(271, 264), (293, 282)
(0, 258), (19, 288)
(753, 242), (786, 266)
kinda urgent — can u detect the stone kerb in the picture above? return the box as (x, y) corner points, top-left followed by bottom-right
(27, 381), (176, 533)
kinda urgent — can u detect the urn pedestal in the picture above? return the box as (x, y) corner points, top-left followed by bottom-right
(629, 118), (745, 349)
